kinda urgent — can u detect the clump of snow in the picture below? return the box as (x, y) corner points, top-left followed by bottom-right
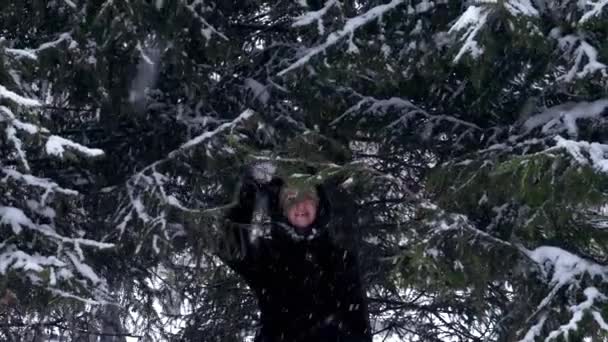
(5, 48), (38, 60)
(48, 287), (108, 305)
(341, 177), (354, 188)
(553, 136), (608, 173)
(5, 125), (30, 171)
(0, 206), (35, 234)
(505, 0), (539, 16)
(519, 247), (608, 340)
(580, 0), (608, 23)
(526, 246), (608, 286)
(292, 0), (338, 35)
(45, 135), (104, 158)
(0, 85), (41, 107)
(544, 287), (607, 340)
(523, 99), (608, 136)
(449, 6), (490, 62)
(37, 32), (73, 51)
(453, 260), (464, 271)
(251, 162), (276, 183)
(66, 251), (101, 284)
(0, 106), (46, 135)
(63, 0), (77, 9)
(244, 78), (270, 104)
(554, 34), (606, 82)
(0, 246), (66, 275)
(129, 41), (162, 109)
(518, 315), (547, 342)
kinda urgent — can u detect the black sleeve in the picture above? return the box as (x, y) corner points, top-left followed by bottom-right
(216, 171), (261, 266)
(335, 247), (372, 341)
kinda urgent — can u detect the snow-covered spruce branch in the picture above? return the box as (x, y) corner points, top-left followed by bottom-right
(546, 136), (608, 173)
(1, 168), (77, 196)
(0, 206), (113, 249)
(0, 85), (41, 107)
(331, 95), (481, 139)
(62, 0), (77, 9)
(428, 210), (608, 340)
(522, 99), (608, 137)
(2, 32), (74, 62)
(119, 109), (256, 251)
(449, 1), (538, 63)
(292, 0), (339, 35)
(172, 108), (255, 152)
(519, 249), (608, 341)
(1, 80), (112, 304)
(553, 32), (607, 82)
(449, 5), (492, 63)
(180, 0), (229, 41)
(46, 135), (104, 158)
(278, 0), (405, 76)
(470, 99), (608, 159)
(427, 210), (523, 252)
(0, 206), (114, 304)
(580, 0), (608, 23)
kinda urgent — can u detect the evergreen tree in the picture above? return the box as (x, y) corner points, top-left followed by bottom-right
(1, 0), (608, 341)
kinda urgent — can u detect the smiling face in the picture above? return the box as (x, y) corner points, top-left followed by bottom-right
(280, 185), (319, 233)
(286, 198), (318, 231)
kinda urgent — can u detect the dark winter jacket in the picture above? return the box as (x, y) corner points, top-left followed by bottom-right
(219, 177), (372, 342)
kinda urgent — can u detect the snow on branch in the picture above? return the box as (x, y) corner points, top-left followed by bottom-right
(0, 84), (41, 107)
(63, 0), (77, 9)
(2, 32), (73, 62)
(5, 125), (30, 171)
(580, 0), (608, 23)
(46, 135), (105, 158)
(526, 246), (608, 287)
(1, 168), (78, 196)
(429, 209), (608, 340)
(174, 108), (256, 152)
(66, 251), (102, 284)
(0, 205), (114, 249)
(523, 99), (608, 137)
(0, 204), (113, 303)
(47, 287), (110, 306)
(449, 6), (491, 63)
(0, 94), (39, 171)
(331, 95), (480, 141)
(550, 136), (608, 173)
(554, 32), (607, 82)
(0, 206), (35, 235)
(278, 0), (405, 76)
(450, 1), (538, 62)
(545, 287), (608, 340)
(519, 246), (608, 341)
(0, 105), (44, 134)
(4, 48), (38, 61)
(36, 32), (73, 52)
(504, 0), (539, 16)
(244, 78), (271, 105)
(180, 0), (228, 41)
(518, 315), (547, 342)
(0, 247), (66, 274)
(292, 0), (339, 35)
(119, 109), (258, 253)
